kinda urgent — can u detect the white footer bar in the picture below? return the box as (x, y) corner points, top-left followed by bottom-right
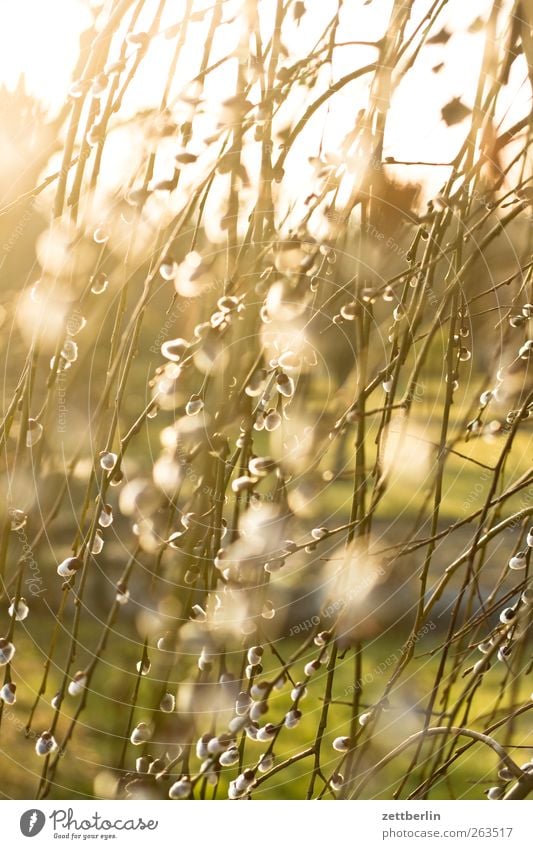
(5, 800), (531, 848)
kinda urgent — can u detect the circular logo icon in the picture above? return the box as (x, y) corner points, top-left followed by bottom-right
(20, 810), (46, 837)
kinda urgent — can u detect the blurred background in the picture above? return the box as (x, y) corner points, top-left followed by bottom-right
(0, 0), (532, 801)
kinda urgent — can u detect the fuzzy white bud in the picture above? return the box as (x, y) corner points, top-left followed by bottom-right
(235, 691), (252, 716)
(290, 683), (307, 701)
(220, 746), (239, 766)
(35, 731), (58, 757)
(330, 772), (344, 792)
(499, 607), (517, 625)
(256, 723), (276, 742)
(231, 475), (257, 494)
(248, 456), (277, 477)
(98, 504), (113, 528)
(250, 701), (268, 722)
(57, 556), (82, 578)
(0, 639), (16, 665)
(284, 709), (301, 729)
(250, 681), (269, 700)
(258, 753), (274, 773)
(198, 647), (214, 671)
(508, 552), (527, 571)
(130, 722), (151, 746)
(304, 659), (321, 677)
(169, 778), (191, 799)
(332, 736), (350, 752)
(186, 395), (204, 416)
(160, 692), (176, 713)
(99, 451), (118, 471)
(8, 597), (29, 621)
(0, 682), (16, 704)
(68, 672), (87, 697)
(486, 786), (504, 800)
(228, 715), (247, 734)
(247, 646), (263, 666)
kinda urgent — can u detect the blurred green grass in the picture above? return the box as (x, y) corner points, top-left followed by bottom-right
(3, 363), (531, 800)
(3, 624), (531, 800)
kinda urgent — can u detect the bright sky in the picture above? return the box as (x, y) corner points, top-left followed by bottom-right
(0, 0), (92, 106)
(0, 0), (527, 208)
